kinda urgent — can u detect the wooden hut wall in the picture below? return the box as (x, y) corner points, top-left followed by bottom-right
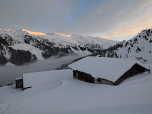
(75, 72), (78, 78)
(114, 73), (131, 85)
(73, 70), (94, 83)
(131, 63), (147, 75)
(114, 63), (149, 85)
(85, 74), (94, 83)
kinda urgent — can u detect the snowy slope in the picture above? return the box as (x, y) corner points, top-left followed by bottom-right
(100, 28), (152, 63)
(0, 68), (152, 114)
(0, 28), (119, 65)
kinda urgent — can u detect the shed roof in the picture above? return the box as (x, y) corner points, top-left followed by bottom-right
(68, 57), (148, 82)
(23, 69), (72, 88)
(15, 77), (23, 81)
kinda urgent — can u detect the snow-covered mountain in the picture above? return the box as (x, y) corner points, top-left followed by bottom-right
(100, 28), (152, 63)
(0, 28), (118, 65)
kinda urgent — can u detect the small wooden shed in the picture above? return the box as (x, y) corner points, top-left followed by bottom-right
(15, 77), (23, 88)
(15, 69), (72, 90)
(69, 57), (150, 85)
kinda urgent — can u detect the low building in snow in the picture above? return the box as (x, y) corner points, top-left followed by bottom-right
(68, 57), (150, 85)
(15, 69), (72, 90)
(15, 77), (23, 88)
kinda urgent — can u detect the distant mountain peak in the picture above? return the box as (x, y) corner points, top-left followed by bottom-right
(0, 27), (119, 65)
(21, 29), (46, 35)
(54, 32), (72, 37)
(99, 28), (152, 63)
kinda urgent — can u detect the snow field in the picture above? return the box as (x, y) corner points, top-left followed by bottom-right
(0, 69), (152, 114)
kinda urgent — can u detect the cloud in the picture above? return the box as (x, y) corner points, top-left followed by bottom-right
(70, 0), (152, 36)
(94, 17), (152, 38)
(0, 0), (152, 39)
(0, 0), (78, 32)
(0, 52), (89, 86)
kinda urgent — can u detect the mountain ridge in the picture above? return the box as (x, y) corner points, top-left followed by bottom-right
(99, 28), (152, 63)
(0, 28), (119, 65)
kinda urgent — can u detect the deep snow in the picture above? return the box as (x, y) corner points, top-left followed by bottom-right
(0, 66), (152, 114)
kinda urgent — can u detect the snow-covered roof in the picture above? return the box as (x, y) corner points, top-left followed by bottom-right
(68, 57), (148, 82)
(23, 69), (72, 88)
(15, 77), (23, 81)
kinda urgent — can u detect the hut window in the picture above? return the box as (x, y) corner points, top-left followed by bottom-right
(76, 72), (79, 78)
(83, 73), (85, 78)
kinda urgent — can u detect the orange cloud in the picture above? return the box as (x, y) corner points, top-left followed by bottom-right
(94, 17), (152, 38)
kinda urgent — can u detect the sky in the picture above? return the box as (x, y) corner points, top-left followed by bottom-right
(0, 0), (152, 41)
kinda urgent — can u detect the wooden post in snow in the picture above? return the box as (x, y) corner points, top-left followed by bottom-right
(149, 65), (151, 74)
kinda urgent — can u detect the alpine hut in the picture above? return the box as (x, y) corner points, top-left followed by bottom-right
(68, 57), (150, 85)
